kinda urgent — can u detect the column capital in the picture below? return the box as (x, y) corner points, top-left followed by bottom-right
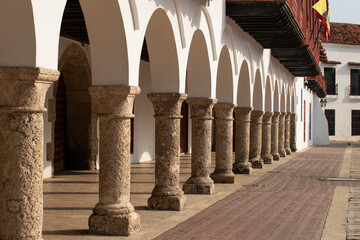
(234, 106), (253, 122)
(214, 102), (236, 121)
(90, 85), (140, 118)
(251, 110), (265, 124)
(273, 111), (281, 117)
(0, 67), (59, 112)
(187, 98), (217, 120)
(262, 112), (274, 124)
(148, 93), (187, 118)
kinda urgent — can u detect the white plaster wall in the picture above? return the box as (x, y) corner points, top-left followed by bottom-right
(132, 61), (155, 163)
(313, 95), (330, 145)
(323, 43), (360, 141)
(43, 84), (54, 179)
(295, 77), (315, 151)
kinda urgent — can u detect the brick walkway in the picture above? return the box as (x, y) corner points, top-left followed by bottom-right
(156, 144), (360, 240)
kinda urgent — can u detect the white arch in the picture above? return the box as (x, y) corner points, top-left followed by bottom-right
(265, 76), (272, 112)
(80, 0), (128, 85)
(237, 60), (251, 107)
(186, 30), (212, 98)
(253, 69), (264, 111)
(145, 8), (180, 93)
(274, 80), (280, 112)
(216, 46), (234, 103)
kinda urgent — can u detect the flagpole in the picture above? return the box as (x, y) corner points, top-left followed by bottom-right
(313, 26), (321, 51)
(309, 18), (318, 41)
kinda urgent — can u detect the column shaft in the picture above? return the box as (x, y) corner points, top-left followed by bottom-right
(88, 86), (141, 236)
(290, 113), (297, 152)
(285, 113), (291, 155)
(210, 103), (235, 183)
(271, 112), (280, 160)
(249, 110), (265, 168)
(183, 98), (217, 194)
(0, 67), (58, 240)
(233, 107), (253, 174)
(261, 112), (274, 164)
(278, 112), (286, 157)
(148, 93), (187, 210)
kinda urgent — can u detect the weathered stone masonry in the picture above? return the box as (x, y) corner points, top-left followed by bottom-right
(233, 107), (253, 174)
(211, 103), (236, 183)
(88, 86), (141, 236)
(148, 93), (187, 211)
(183, 98), (217, 194)
(0, 67), (59, 240)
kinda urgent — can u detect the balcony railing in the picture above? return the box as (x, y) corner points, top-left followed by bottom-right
(327, 84), (338, 96)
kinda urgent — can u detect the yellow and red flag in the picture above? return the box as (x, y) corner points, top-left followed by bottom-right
(313, 0), (330, 41)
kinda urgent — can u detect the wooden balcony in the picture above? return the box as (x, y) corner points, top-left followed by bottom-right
(226, 0), (321, 77)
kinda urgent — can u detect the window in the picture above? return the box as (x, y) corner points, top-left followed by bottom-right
(325, 109), (335, 136)
(301, 90), (303, 121)
(324, 68), (337, 95)
(304, 100), (306, 142)
(351, 69), (360, 95)
(352, 110), (360, 136)
(309, 103), (312, 140)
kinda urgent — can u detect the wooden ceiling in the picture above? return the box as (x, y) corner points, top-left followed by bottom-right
(226, 0), (320, 77)
(60, 0), (89, 44)
(60, 0), (149, 61)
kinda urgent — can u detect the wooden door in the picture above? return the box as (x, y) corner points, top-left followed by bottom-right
(54, 75), (67, 172)
(180, 102), (188, 153)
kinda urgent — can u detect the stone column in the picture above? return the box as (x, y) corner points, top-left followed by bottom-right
(88, 86), (141, 236)
(233, 107), (253, 174)
(249, 110), (265, 168)
(285, 113), (291, 155)
(261, 112), (274, 164)
(290, 113), (297, 152)
(210, 103), (236, 183)
(183, 98), (217, 194)
(278, 112), (286, 157)
(271, 112), (280, 160)
(147, 93), (187, 210)
(0, 67), (58, 240)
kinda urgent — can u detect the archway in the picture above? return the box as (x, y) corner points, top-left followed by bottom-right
(216, 46), (234, 103)
(237, 60), (251, 107)
(280, 85), (286, 113)
(253, 69), (263, 111)
(53, 43), (93, 171)
(274, 81), (280, 112)
(265, 76), (272, 112)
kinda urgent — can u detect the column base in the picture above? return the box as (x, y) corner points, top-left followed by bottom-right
(183, 181), (215, 194)
(262, 154), (273, 164)
(210, 171), (235, 183)
(279, 149), (286, 157)
(88, 212), (141, 236)
(272, 153), (280, 161)
(232, 162), (252, 174)
(286, 148), (292, 155)
(250, 158), (264, 169)
(148, 194), (186, 211)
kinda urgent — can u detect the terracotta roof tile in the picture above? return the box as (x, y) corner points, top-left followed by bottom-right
(320, 22), (360, 45)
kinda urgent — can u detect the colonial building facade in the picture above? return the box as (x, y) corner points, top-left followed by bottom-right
(322, 23), (360, 141)
(0, 0), (328, 239)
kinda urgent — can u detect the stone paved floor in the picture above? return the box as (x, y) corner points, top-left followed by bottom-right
(347, 143), (360, 240)
(43, 144), (359, 240)
(156, 144), (360, 240)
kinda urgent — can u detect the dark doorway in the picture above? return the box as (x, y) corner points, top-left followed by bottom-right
(54, 75), (67, 172)
(180, 101), (188, 153)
